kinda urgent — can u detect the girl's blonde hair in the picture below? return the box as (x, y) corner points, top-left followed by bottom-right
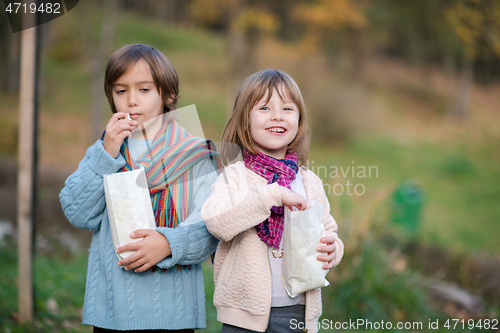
(104, 44), (179, 114)
(221, 69), (310, 166)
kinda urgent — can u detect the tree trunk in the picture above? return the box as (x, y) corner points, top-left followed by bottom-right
(17, 22), (39, 323)
(443, 55), (456, 115)
(226, 0), (261, 113)
(453, 57), (473, 117)
(228, 1), (248, 83)
(347, 28), (364, 81)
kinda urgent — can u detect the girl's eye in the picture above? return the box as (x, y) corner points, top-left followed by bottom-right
(284, 107), (294, 111)
(259, 106), (269, 111)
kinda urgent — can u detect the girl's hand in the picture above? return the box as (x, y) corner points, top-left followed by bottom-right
(280, 187), (308, 211)
(116, 229), (171, 272)
(103, 112), (137, 158)
(317, 235), (337, 269)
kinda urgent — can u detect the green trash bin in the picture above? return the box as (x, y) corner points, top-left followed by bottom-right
(391, 181), (424, 234)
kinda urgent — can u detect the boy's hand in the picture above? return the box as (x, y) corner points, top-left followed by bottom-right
(317, 235), (337, 269)
(116, 229), (171, 272)
(103, 112), (137, 158)
(280, 187), (308, 211)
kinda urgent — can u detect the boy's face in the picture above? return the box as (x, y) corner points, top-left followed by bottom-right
(112, 59), (164, 128)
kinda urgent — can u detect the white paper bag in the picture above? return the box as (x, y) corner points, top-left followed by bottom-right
(103, 167), (156, 260)
(282, 202), (329, 297)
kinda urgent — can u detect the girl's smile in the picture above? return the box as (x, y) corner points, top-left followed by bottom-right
(266, 126), (287, 134)
(250, 87), (299, 159)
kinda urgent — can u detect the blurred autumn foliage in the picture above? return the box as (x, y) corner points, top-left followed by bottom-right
(445, 0), (500, 60)
(1, 0), (500, 145)
(2, 0), (500, 91)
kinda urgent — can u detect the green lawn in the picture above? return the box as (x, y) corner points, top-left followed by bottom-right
(0, 242), (91, 333)
(309, 136), (500, 255)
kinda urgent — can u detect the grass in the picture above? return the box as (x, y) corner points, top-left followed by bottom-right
(309, 136), (500, 255)
(200, 262), (222, 333)
(323, 240), (440, 332)
(0, 239), (91, 333)
(0, 238), (219, 333)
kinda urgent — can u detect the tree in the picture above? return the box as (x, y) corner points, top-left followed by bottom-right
(445, 0), (500, 116)
(77, 0), (120, 141)
(292, 0), (367, 78)
(189, 0), (279, 98)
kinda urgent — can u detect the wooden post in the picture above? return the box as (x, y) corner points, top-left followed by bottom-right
(17, 21), (38, 322)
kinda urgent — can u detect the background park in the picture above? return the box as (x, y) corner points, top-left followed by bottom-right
(0, 0), (499, 332)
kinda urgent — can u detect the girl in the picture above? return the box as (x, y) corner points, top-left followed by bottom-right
(201, 69), (344, 333)
(60, 44), (220, 332)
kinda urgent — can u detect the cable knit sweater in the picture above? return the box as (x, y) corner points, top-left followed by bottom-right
(59, 139), (219, 330)
(201, 161), (344, 333)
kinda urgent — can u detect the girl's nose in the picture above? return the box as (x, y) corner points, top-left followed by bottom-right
(270, 108), (284, 121)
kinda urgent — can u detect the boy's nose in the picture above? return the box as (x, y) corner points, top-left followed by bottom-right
(128, 95), (138, 107)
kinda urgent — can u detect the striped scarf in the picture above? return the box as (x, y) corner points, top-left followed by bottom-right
(120, 118), (221, 270)
(242, 149), (299, 249)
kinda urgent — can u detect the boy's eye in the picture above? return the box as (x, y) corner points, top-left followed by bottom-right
(115, 90), (125, 94)
(140, 88), (150, 92)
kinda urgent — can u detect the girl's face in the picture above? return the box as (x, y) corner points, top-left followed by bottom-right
(112, 59), (164, 129)
(249, 87), (299, 160)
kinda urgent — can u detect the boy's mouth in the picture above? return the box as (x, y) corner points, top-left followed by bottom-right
(266, 126), (286, 133)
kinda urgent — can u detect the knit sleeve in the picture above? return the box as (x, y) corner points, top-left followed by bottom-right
(155, 157), (219, 268)
(201, 163), (283, 242)
(59, 139), (126, 231)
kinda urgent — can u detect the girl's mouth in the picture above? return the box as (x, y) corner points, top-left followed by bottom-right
(266, 127), (286, 133)
(129, 113), (141, 120)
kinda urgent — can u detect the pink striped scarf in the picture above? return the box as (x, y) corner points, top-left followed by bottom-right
(242, 149), (299, 249)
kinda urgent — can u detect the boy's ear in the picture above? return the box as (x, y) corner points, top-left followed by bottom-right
(165, 96), (174, 109)
(160, 89), (172, 104)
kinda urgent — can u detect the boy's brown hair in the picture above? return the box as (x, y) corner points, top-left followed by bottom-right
(221, 69), (310, 167)
(104, 44), (179, 113)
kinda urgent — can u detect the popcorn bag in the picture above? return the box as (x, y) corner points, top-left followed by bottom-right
(103, 168), (156, 260)
(282, 202), (329, 297)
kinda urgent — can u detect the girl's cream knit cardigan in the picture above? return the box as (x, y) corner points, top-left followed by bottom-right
(201, 161), (344, 333)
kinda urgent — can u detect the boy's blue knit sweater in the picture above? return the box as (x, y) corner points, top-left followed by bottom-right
(59, 139), (219, 330)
